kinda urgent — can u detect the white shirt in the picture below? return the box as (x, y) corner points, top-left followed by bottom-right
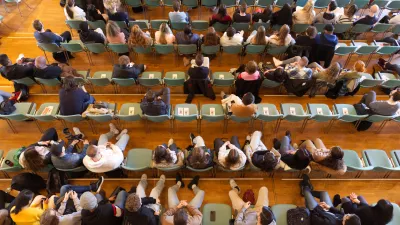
(220, 31), (244, 46)
(218, 142), (247, 170)
(389, 14), (400, 24)
(64, 6), (86, 21)
(83, 144), (124, 173)
(268, 34), (295, 46)
(154, 32), (175, 44)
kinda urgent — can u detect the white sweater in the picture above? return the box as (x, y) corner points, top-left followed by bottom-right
(389, 15), (400, 24)
(220, 31), (244, 46)
(64, 6), (86, 21)
(218, 142), (247, 170)
(83, 144), (124, 173)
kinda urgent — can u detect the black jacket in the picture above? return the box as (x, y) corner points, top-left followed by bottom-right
(341, 201), (377, 225)
(123, 197), (158, 225)
(34, 66), (62, 79)
(0, 64), (35, 81)
(184, 79), (216, 103)
(235, 78), (262, 104)
(108, 11), (130, 25)
(112, 64), (144, 79)
(283, 78), (316, 97)
(81, 204), (123, 225)
(79, 29), (105, 44)
(188, 66), (209, 80)
(311, 205), (344, 225)
(59, 88), (93, 115)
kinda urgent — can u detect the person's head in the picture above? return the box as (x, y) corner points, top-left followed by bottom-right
(129, 25), (149, 47)
(226, 149), (240, 168)
(217, 4), (227, 17)
(62, 75), (78, 91)
(23, 147), (45, 172)
(118, 55), (130, 66)
(173, 208), (188, 225)
(86, 145), (99, 158)
(11, 189), (35, 215)
(328, 0), (337, 11)
(259, 151), (278, 172)
(389, 89), (400, 101)
(281, 3), (291, 13)
(372, 199), (393, 224)
(0, 54), (11, 66)
(324, 24), (334, 34)
(294, 148), (311, 165)
(342, 214), (361, 225)
(278, 25), (290, 45)
(194, 53), (204, 67)
(50, 140), (65, 157)
(263, 5), (272, 15)
(79, 21), (90, 33)
(273, 67), (286, 82)
(189, 146), (209, 169)
(204, 27), (219, 45)
(323, 62), (341, 82)
(353, 60), (366, 72)
(254, 26), (267, 45)
(145, 90), (156, 102)
(319, 146), (345, 170)
(183, 24), (193, 37)
(239, 3), (247, 13)
(299, 56), (309, 67)
(303, 0), (314, 13)
(33, 20), (43, 31)
(80, 192), (99, 211)
(154, 145), (173, 164)
(331, 146), (344, 160)
(370, 4), (379, 15)
(159, 22), (172, 44)
(245, 61), (257, 75)
(40, 209), (60, 225)
(125, 193), (142, 212)
(346, 4), (358, 18)
(242, 92), (255, 105)
(306, 26), (317, 38)
(226, 26), (236, 39)
(35, 56), (47, 69)
(65, 0), (75, 18)
(173, 0), (181, 12)
(106, 21), (121, 38)
(0, 209), (11, 225)
(259, 206), (276, 225)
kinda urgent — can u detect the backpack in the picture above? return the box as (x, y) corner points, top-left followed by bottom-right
(287, 207), (310, 225)
(47, 168), (68, 195)
(242, 189), (255, 205)
(16, 84), (29, 102)
(0, 100), (16, 115)
(11, 172), (46, 194)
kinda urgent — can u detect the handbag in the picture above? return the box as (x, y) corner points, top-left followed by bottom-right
(242, 189), (255, 205)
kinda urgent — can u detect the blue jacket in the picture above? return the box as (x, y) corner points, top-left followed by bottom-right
(59, 88), (94, 115)
(315, 33), (338, 47)
(140, 98), (168, 116)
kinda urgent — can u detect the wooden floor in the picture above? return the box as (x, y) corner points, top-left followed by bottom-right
(0, 0), (400, 210)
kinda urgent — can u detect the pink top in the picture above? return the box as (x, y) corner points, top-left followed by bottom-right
(107, 32), (126, 44)
(238, 71), (260, 81)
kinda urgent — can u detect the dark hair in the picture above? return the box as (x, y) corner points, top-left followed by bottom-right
(50, 141), (64, 157)
(79, 21), (89, 32)
(0, 54), (10, 66)
(328, 0), (337, 11)
(344, 214), (361, 225)
(23, 147), (46, 172)
(11, 189), (35, 214)
(239, 3), (247, 13)
(146, 90), (156, 102)
(195, 53), (204, 66)
(242, 92), (255, 105)
(62, 76), (78, 91)
(225, 149), (240, 168)
(263, 5), (272, 15)
(372, 199), (393, 224)
(261, 151), (278, 172)
(188, 146), (211, 169)
(65, 0), (75, 19)
(173, 0), (180, 11)
(217, 4), (227, 17)
(346, 4), (358, 17)
(226, 26), (236, 39)
(319, 147), (345, 170)
(392, 90), (400, 101)
(183, 25), (193, 41)
(154, 145), (173, 164)
(40, 209), (60, 225)
(33, 20), (43, 31)
(260, 206), (276, 225)
(173, 208), (188, 225)
(272, 67), (286, 82)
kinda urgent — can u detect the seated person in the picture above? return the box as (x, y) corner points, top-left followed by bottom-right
(80, 187), (127, 225)
(293, 0), (315, 24)
(169, 1), (189, 23)
(210, 5), (232, 26)
(175, 25), (200, 45)
(315, 24), (338, 48)
(155, 23), (175, 44)
(221, 92), (257, 117)
(309, 62), (341, 84)
(59, 76), (95, 115)
(64, 0), (86, 21)
(300, 138), (347, 175)
(378, 57), (400, 75)
(186, 133), (214, 169)
(273, 56), (313, 80)
(106, 21), (128, 44)
(337, 4), (358, 24)
(153, 139), (184, 168)
(86, 4), (106, 22)
(313, 1), (337, 24)
(19, 127), (59, 172)
(274, 131), (312, 171)
(10, 190), (47, 225)
(33, 20), (72, 46)
(271, 3), (292, 26)
(214, 136), (246, 170)
(0, 54), (35, 81)
(112, 55), (146, 79)
(244, 131), (280, 172)
(246, 26), (268, 45)
(357, 90), (400, 116)
(228, 179), (276, 225)
(268, 24), (295, 46)
(162, 174), (204, 225)
(299, 175), (362, 225)
(237, 61), (260, 81)
(124, 174), (165, 225)
(83, 123), (129, 173)
(252, 6), (272, 23)
(108, 5), (130, 25)
(337, 60), (366, 94)
(128, 25), (153, 48)
(233, 3), (251, 23)
(140, 88), (170, 116)
(34, 56), (62, 79)
(353, 4), (379, 25)
(50, 127), (88, 170)
(220, 26), (244, 46)
(188, 54), (209, 79)
(295, 26), (317, 47)
(263, 67), (287, 83)
(79, 21), (106, 44)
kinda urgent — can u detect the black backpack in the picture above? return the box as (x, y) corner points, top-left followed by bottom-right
(0, 100), (16, 115)
(47, 168), (68, 195)
(287, 207), (310, 225)
(11, 172), (46, 194)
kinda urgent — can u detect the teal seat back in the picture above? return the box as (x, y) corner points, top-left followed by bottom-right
(0, 149), (23, 171)
(307, 103), (337, 122)
(146, 114), (170, 122)
(365, 114), (393, 123)
(335, 46), (357, 55)
(354, 45), (378, 55)
(353, 0), (369, 8)
(88, 77), (111, 86)
(334, 24), (352, 33)
(212, 72), (234, 86)
(154, 44), (175, 54)
(85, 43), (108, 54)
(336, 0), (350, 7)
(192, 20), (209, 31)
(112, 78), (136, 86)
(292, 24), (309, 33)
(391, 150), (400, 167)
(65, 20), (82, 30)
(111, 20), (128, 29)
(271, 24), (282, 31)
(133, 46), (153, 54)
(256, 103), (282, 122)
(87, 20), (106, 32)
(314, 0), (331, 8)
(266, 45), (288, 55)
(0, 103), (36, 121)
(35, 78), (61, 86)
(246, 45), (265, 54)
(57, 114), (85, 123)
(229, 114), (253, 122)
(333, 104), (367, 122)
(170, 21), (189, 31)
(201, 44), (220, 55)
(182, 0), (198, 7)
(359, 72), (382, 87)
(164, 0), (175, 6)
(253, 22), (270, 31)
(60, 43), (84, 53)
(201, 104), (225, 122)
(362, 149), (393, 169)
(314, 23), (326, 33)
(262, 79), (281, 88)
(271, 204), (297, 225)
(281, 103), (309, 122)
(125, 0), (142, 7)
(375, 46), (400, 55)
(150, 20), (168, 30)
(222, 45), (242, 54)
(212, 22), (229, 32)
(391, 24), (400, 34)
(372, 0), (389, 8)
(202, 204), (232, 225)
(343, 150), (364, 171)
(164, 71), (185, 86)
(232, 22), (250, 31)
(140, 71), (162, 87)
(122, 148), (153, 171)
(177, 44), (197, 55)
(220, 0), (236, 6)
(108, 43), (130, 54)
(32, 103), (59, 122)
(201, 0), (218, 6)
(378, 72), (400, 88)
(13, 77), (37, 86)
(117, 103), (142, 121)
(129, 20), (149, 30)
(174, 103), (198, 121)
(386, 0), (400, 10)
(275, 0), (293, 7)
(38, 43), (63, 53)
(351, 24), (371, 33)
(257, 0), (275, 6)
(144, 0), (159, 6)
(371, 23), (392, 33)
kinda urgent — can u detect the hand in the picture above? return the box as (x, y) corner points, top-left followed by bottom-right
(109, 195), (117, 202)
(319, 202), (330, 210)
(154, 210), (160, 216)
(71, 191), (78, 199)
(40, 140), (51, 145)
(63, 191), (70, 202)
(349, 193), (358, 200)
(244, 201), (251, 209)
(106, 142), (112, 147)
(177, 201), (185, 209)
(31, 195), (47, 206)
(225, 141), (231, 145)
(71, 140), (80, 146)
(83, 139), (89, 145)
(157, 96), (162, 100)
(228, 144), (235, 149)
(156, 198), (161, 204)
(96, 9), (101, 14)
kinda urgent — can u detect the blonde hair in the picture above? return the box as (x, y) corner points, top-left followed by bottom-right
(302, 0), (315, 24)
(253, 26), (267, 45)
(322, 62), (341, 83)
(159, 23), (172, 44)
(128, 25), (152, 47)
(354, 60), (366, 72)
(278, 25), (290, 46)
(106, 21), (121, 38)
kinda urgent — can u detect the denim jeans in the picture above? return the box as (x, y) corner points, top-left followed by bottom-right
(167, 184), (204, 209)
(303, 186), (333, 210)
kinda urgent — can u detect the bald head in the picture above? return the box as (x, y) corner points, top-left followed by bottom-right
(370, 4), (379, 14)
(35, 56), (47, 69)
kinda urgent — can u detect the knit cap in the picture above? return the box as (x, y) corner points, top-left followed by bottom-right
(80, 192), (98, 210)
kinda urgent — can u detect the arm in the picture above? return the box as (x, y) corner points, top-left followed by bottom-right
(72, 194), (82, 212)
(58, 201), (67, 215)
(110, 144), (122, 153)
(79, 144), (89, 157)
(163, 207), (178, 216)
(111, 204), (123, 217)
(234, 207), (248, 225)
(186, 205), (202, 224)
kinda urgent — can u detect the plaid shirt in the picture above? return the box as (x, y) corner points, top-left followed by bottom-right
(285, 65), (313, 80)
